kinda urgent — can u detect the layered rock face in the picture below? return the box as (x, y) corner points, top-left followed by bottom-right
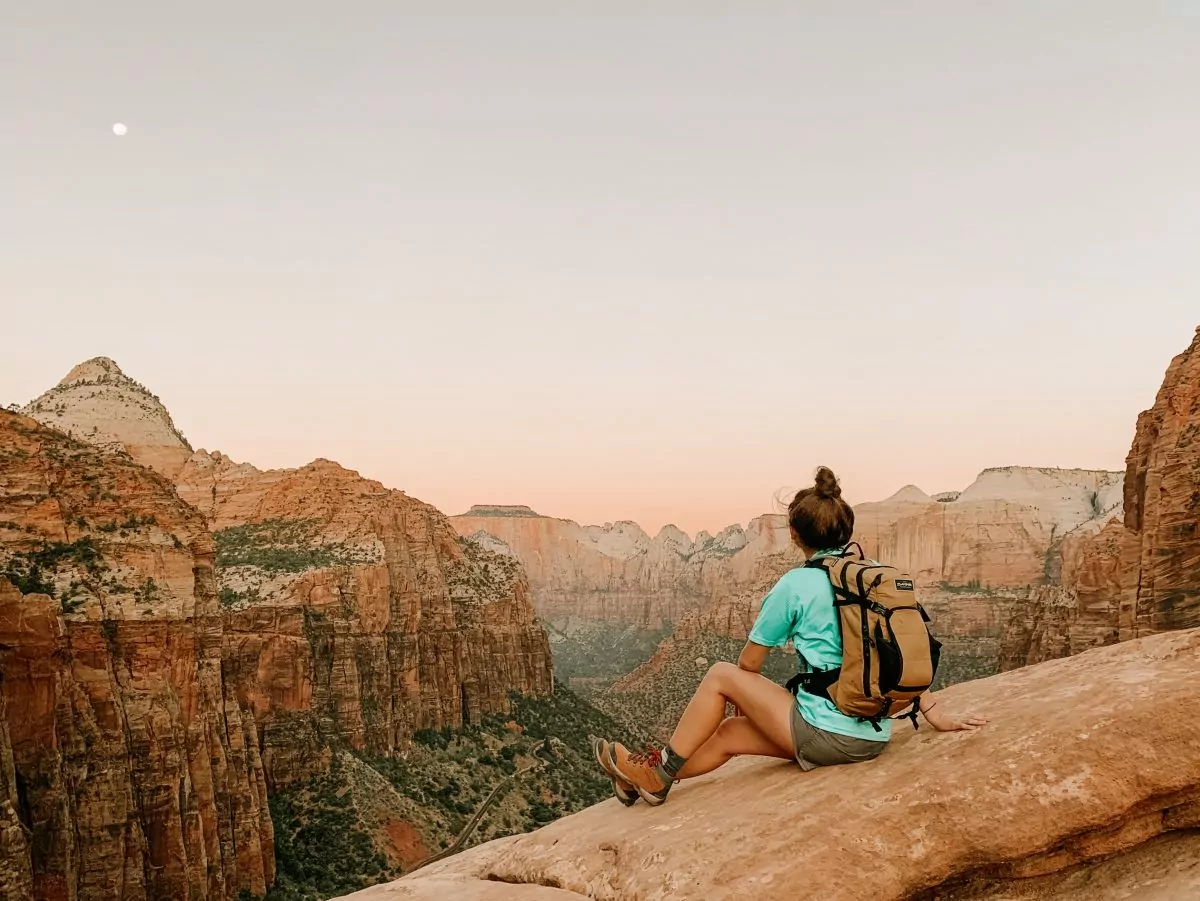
(854, 467), (1124, 588)
(344, 628), (1200, 901)
(22, 358), (193, 480)
(175, 452), (554, 787)
(1123, 325), (1200, 636)
(0, 411), (273, 900)
(1002, 326), (1200, 668)
(454, 469), (1121, 634)
(448, 507), (791, 629)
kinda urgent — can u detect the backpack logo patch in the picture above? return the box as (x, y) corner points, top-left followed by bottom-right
(895, 579), (915, 591)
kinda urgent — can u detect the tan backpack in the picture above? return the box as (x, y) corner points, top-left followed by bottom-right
(786, 543), (942, 731)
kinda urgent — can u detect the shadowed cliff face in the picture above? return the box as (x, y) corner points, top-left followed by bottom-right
(1002, 325), (1200, 668)
(175, 451), (554, 788)
(0, 411), (273, 901)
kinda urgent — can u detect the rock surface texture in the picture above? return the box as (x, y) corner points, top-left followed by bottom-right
(1002, 325), (1200, 668)
(0, 411), (273, 900)
(336, 628), (1200, 901)
(21, 357), (193, 479)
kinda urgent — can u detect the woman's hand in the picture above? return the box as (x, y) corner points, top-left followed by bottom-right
(930, 712), (989, 732)
(920, 693), (988, 732)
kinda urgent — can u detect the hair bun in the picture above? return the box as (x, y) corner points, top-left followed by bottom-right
(813, 466), (842, 500)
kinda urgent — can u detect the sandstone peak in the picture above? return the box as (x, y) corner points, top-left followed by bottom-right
(57, 355), (127, 386)
(23, 357), (193, 478)
(885, 484), (932, 503)
(654, 523), (691, 544)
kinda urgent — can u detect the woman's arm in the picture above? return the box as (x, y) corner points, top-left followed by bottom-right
(918, 692), (988, 732)
(737, 641), (771, 674)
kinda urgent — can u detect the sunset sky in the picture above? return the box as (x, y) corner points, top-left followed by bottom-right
(3, 4), (1198, 534)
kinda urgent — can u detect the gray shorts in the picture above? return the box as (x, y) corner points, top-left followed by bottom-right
(790, 704), (887, 772)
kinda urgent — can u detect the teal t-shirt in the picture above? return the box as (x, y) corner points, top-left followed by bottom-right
(748, 551), (892, 742)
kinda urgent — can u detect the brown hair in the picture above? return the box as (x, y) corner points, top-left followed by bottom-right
(787, 466), (855, 552)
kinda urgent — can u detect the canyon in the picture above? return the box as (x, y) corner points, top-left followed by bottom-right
(458, 327), (1200, 744)
(452, 468), (1125, 635)
(0, 411), (273, 900)
(453, 468), (1125, 715)
(4, 360), (561, 900)
(5, 320), (1199, 900)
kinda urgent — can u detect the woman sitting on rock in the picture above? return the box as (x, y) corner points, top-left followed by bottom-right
(594, 466), (987, 806)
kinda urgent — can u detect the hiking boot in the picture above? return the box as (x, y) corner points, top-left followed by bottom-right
(593, 737), (638, 807)
(611, 742), (673, 806)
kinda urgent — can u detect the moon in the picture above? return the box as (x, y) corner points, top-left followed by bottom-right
(112, 123), (128, 136)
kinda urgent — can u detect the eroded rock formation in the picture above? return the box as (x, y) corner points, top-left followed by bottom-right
(1002, 325), (1200, 668)
(337, 628), (1200, 901)
(174, 451), (554, 788)
(0, 411), (272, 900)
(854, 467), (1124, 588)
(22, 357), (193, 480)
(454, 468), (1122, 635)
(448, 507), (792, 629)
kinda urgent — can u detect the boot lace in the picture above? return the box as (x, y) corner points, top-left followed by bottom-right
(627, 744), (665, 768)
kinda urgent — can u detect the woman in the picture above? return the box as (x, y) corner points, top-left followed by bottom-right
(595, 466), (987, 806)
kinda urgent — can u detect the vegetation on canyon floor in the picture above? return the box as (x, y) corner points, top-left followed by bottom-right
(264, 684), (646, 900)
(547, 620), (674, 696)
(596, 634), (801, 740)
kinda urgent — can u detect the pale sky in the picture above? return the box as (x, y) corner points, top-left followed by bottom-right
(2, 3), (1197, 535)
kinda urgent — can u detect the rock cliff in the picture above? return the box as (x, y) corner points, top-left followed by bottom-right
(0, 411), (273, 900)
(854, 467), (1124, 588)
(1002, 325), (1200, 668)
(174, 452), (555, 788)
(1123, 324), (1200, 636)
(448, 507), (793, 630)
(338, 628), (1200, 901)
(21, 358), (193, 480)
(454, 469), (1121, 637)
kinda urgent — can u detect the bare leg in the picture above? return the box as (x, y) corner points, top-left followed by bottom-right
(669, 662), (796, 760)
(675, 715), (793, 780)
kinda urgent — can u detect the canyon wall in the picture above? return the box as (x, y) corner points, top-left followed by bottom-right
(855, 468), (1124, 588)
(448, 507), (792, 629)
(20, 358), (554, 792)
(8, 358), (558, 898)
(454, 469), (1121, 633)
(0, 411), (273, 900)
(1002, 326), (1200, 668)
(175, 451), (554, 787)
